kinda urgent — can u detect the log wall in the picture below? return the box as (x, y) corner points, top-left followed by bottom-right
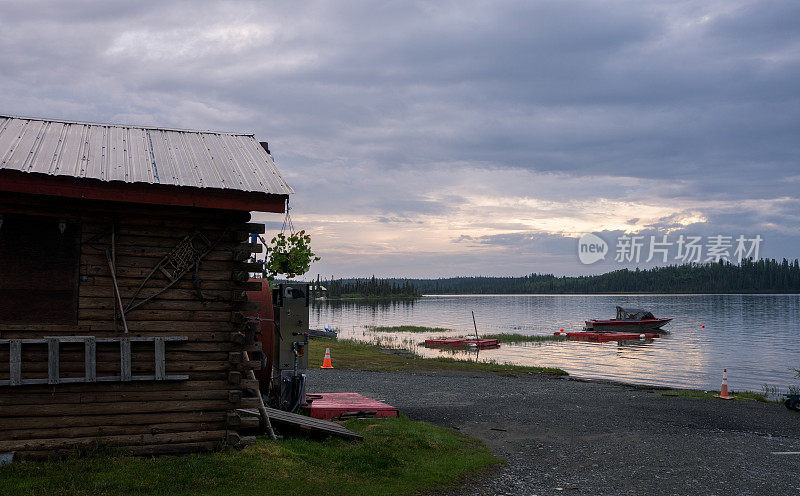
(0, 193), (268, 457)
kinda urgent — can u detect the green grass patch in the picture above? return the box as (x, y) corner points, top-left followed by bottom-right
(660, 389), (770, 402)
(310, 338), (567, 376)
(0, 416), (498, 496)
(480, 333), (567, 344)
(368, 325), (451, 333)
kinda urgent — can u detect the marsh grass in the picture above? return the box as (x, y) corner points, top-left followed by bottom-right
(368, 325), (451, 333)
(310, 338), (566, 376)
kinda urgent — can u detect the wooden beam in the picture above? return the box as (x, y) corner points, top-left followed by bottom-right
(0, 170), (288, 213)
(154, 337), (166, 380)
(47, 338), (59, 385)
(120, 339), (131, 381)
(9, 340), (21, 386)
(85, 337), (96, 382)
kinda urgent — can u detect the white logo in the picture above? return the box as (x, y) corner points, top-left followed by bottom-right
(578, 233), (608, 264)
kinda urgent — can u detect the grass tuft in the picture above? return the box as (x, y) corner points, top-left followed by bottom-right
(660, 389), (771, 402)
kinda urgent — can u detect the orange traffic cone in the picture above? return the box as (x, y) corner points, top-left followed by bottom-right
(320, 346), (334, 369)
(715, 369), (734, 399)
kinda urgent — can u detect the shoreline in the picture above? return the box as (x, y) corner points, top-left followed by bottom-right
(308, 366), (800, 494)
(311, 336), (779, 402)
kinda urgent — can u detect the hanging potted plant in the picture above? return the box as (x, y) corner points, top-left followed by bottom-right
(263, 229), (320, 281)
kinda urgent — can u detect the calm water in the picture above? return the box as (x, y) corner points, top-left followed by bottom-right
(310, 294), (800, 392)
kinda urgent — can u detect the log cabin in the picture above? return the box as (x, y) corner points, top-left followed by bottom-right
(0, 114), (293, 458)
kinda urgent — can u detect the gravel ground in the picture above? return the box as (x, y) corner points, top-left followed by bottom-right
(306, 369), (800, 496)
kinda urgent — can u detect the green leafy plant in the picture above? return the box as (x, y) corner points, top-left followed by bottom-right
(263, 230), (320, 281)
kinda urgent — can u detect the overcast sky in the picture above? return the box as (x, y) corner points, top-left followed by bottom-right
(1, 1), (798, 277)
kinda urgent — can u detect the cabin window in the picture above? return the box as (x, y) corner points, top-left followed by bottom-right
(0, 214), (81, 324)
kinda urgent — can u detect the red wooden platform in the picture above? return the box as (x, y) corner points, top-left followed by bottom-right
(306, 393), (398, 420)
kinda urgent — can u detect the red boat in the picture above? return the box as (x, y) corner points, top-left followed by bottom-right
(424, 338), (500, 349)
(424, 338), (467, 347)
(465, 338), (500, 349)
(585, 306), (671, 332)
(559, 331), (661, 341)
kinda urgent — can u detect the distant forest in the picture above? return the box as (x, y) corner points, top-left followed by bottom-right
(318, 276), (422, 299)
(317, 259), (800, 296)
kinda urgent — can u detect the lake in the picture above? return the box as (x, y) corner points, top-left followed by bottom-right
(310, 294), (800, 393)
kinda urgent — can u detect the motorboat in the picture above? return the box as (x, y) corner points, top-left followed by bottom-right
(584, 306), (671, 332)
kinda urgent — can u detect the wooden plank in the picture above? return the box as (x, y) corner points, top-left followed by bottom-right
(9, 339), (21, 386)
(1, 421), (228, 442)
(0, 388), (235, 406)
(47, 338), (59, 385)
(0, 411), (230, 431)
(85, 337), (96, 382)
(0, 336), (187, 344)
(0, 429), (228, 452)
(154, 337), (166, 380)
(237, 408), (363, 440)
(2, 398), (258, 417)
(120, 338), (131, 381)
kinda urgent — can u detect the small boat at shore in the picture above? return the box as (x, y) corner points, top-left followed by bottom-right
(424, 338), (500, 349)
(584, 306), (671, 332)
(558, 331), (662, 341)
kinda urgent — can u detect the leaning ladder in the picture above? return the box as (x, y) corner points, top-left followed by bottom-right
(0, 336), (189, 386)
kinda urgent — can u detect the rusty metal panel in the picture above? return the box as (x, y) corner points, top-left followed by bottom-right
(0, 114), (293, 195)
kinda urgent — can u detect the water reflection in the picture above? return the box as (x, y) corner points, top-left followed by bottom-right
(311, 294), (800, 392)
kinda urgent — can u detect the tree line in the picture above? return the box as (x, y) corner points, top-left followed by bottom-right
(317, 275), (422, 299)
(319, 258), (800, 295)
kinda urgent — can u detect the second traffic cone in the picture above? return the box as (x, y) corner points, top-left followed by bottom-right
(321, 346), (334, 369)
(714, 368), (734, 399)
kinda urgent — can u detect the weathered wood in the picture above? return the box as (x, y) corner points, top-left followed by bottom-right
(0, 411), (230, 431)
(2, 398), (258, 417)
(0, 336), (187, 344)
(9, 339), (21, 386)
(105, 249), (129, 333)
(238, 408), (363, 440)
(243, 223), (266, 234)
(154, 337), (166, 380)
(85, 337), (96, 382)
(1, 421), (227, 442)
(18, 440), (222, 459)
(0, 193), (267, 456)
(0, 429), (228, 452)
(80, 309), (234, 322)
(47, 338), (59, 385)
(79, 297), (257, 312)
(0, 379), (257, 396)
(0, 388), (238, 406)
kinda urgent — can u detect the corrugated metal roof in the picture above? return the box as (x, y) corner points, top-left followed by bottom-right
(0, 114), (294, 195)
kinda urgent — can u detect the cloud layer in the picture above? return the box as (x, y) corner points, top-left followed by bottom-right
(1, 1), (798, 276)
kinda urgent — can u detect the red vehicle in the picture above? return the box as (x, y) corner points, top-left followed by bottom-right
(585, 306), (671, 332)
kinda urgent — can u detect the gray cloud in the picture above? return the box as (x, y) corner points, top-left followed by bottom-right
(1, 0), (798, 276)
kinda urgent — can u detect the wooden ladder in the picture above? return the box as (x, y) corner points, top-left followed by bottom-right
(0, 336), (189, 386)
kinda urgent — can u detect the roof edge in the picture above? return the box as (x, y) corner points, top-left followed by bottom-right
(0, 113), (255, 136)
(0, 170), (287, 213)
